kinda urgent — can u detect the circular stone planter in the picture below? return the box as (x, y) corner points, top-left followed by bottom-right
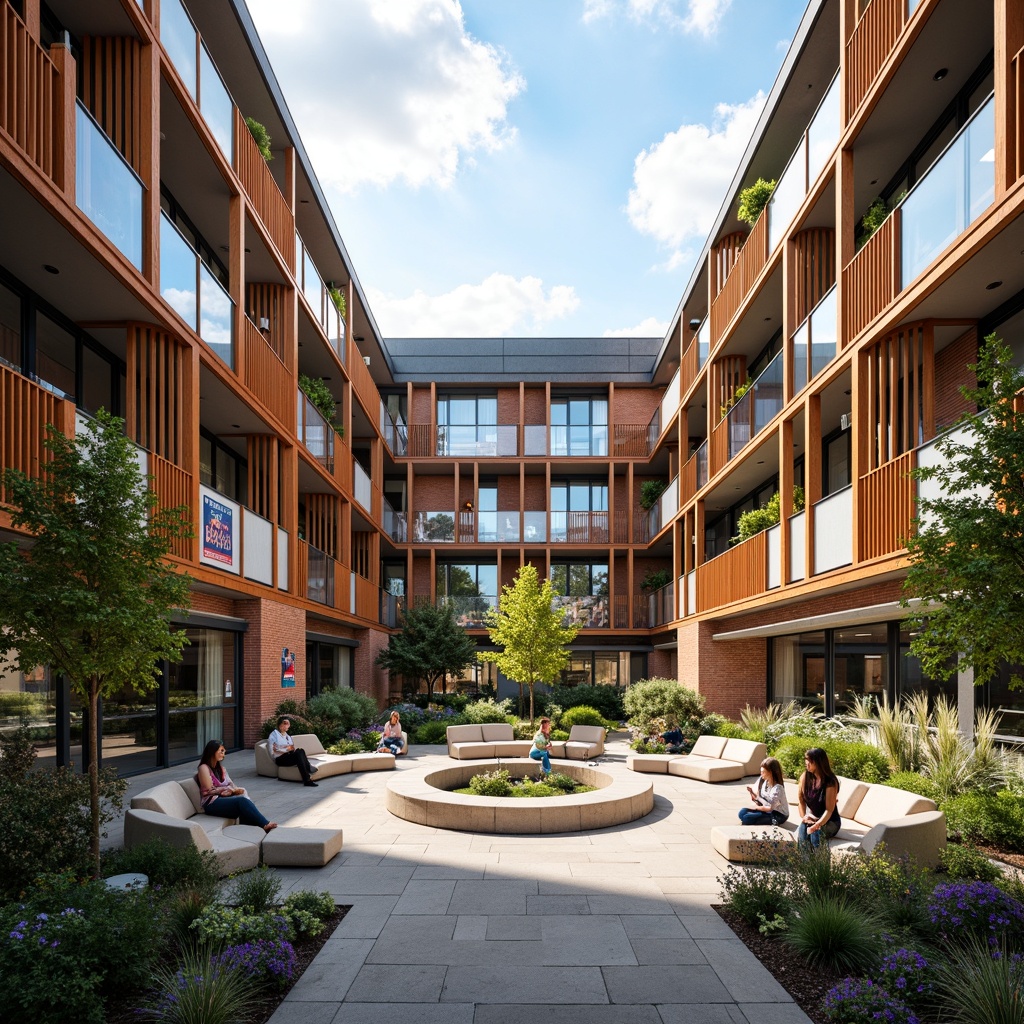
(385, 760), (654, 834)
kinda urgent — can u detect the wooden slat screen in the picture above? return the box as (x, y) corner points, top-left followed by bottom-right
(303, 493), (340, 559)
(405, 424), (434, 457)
(680, 450), (698, 507)
(710, 418), (728, 479)
(354, 573), (378, 620)
(150, 452), (192, 560)
(1, 3), (60, 183)
(241, 315), (292, 427)
(843, 211), (898, 344)
(0, 364), (72, 505)
(845, 0), (904, 121)
(347, 336), (380, 425)
(712, 232), (746, 296)
(858, 450), (914, 561)
(295, 538), (308, 599)
(710, 210), (769, 345)
(351, 530), (371, 580)
(245, 283), (287, 363)
(79, 35), (143, 174)
(696, 529), (767, 611)
(127, 323), (190, 467)
(1014, 44), (1024, 183)
(234, 108), (295, 269)
(864, 321), (933, 470)
(793, 227), (836, 326)
(612, 423), (649, 457)
(246, 434), (279, 523)
(680, 335), (700, 394)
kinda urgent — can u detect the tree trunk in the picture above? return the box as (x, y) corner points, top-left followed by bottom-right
(529, 684), (535, 728)
(88, 681), (101, 878)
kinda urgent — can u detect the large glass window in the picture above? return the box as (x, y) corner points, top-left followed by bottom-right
(0, 279), (22, 371)
(35, 312), (76, 399)
(199, 432), (246, 502)
(436, 563), (497, 626)
(437, 394), (498, 456)
(100, 679), (158, 775)
(823, 428), (851, 495)
(898, 626), (957, 708)
(550, 562), (609, 628)
(0, 662), (58, 769)
(551, 396), (608, 456)
(834, 624), (888, 713)
(772, 631), (825, 712)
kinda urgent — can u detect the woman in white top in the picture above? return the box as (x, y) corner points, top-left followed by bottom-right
(377, 711), (404, 755)
(738, 757), (790, 826)
(267, 715), (318, 786)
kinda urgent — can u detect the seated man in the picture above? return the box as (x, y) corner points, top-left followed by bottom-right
(661, 727), (686, 754)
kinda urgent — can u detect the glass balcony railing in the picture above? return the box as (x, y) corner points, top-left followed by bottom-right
(725, 350), (784, 461)
(199, 42), (233, 160)
(160, 0), (196, 99)
(901, 94), (995, 288)
(307, 545), (334, 606)
(551, 425), (608, 457)
(297, 390), (334, 472)
(524, 425), (547, 456)
(523, 511), (547, 542)
(792, 285), (837, 391)
(412, 511), (455, 542)
(647, 408), (661, 451)
(695, 439), (708, 490)
(438, 594), (497, 627)
(353, 460), (371, 511)
(76, 102), (143, 271)
(552, 594), (611, 629)
(476, 511), (521, 543)
(381, 403), (407, 456)
(160, 212), (234, 367)
(382, 499), (407, 542)
(437, 424), (517, 457)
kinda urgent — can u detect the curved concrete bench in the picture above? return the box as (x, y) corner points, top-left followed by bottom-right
(628, 736), (766, 782)
(446, 723), (606, 760)
(255, 734), (395, 782)
(386, 760), (653, 834)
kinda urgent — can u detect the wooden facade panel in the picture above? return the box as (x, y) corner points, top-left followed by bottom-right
(1, 3), (61, 183)
(354, 572), (378, 620)
(241, 315), (292, 427)
(234, 107), (295, 269)
(247, 434), (279, 524)
(304, 492), (340, 559)
(347, 335), (381, 423)
(843, 211), (897, 344)
(80, 34), (142, 173)
(150, 452), (193, 561)
(246, 283), (288, 363)
(793, 228), (836, 325)
(696, 530), (767, 610)
(127, 323), (190, 467)
(858, 450), (914, 561)
(845, 0), (904, 121)
(710, 211), (768, 345)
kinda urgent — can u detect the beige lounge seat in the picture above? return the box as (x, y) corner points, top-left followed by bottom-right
(667, 737), (767, 782)
(261, 826), (344, 867)
(446, 723), (606, 760)
(563, 725), (606, 760)
(255, 733), (395, 781)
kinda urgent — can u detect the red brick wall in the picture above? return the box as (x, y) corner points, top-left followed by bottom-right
(934, 327), (977, 431)
(412, 475), (454, 514)
(411, 387), (432, 424)
(497, 476), (520, 510)
(613, 387), (661, 426)
(498, 388), (519, 422)
(355, 626), (390, 706)
(523, 476), (545, 511)
(190, 591), (236, 616)
(676, 620), (766, 719)
(524, 388), (546, 424)
(411, 557), (432, 598)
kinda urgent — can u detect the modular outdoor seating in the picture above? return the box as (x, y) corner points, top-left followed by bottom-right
(627, 735), (767, 782)
(710, 776), (947, 867)
(122, 778), (344, 874)
(254, 733), (396, 781)
(446, 723), (606, 760)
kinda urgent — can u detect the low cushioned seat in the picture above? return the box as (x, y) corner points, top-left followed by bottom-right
(261, 826), (343, 867)
(563, 725), (606, 760)
(666, 737), (767, 783)
(255, 734), (395, 781)
(446, 723), (605, 760)
(710, 824), (794, 862)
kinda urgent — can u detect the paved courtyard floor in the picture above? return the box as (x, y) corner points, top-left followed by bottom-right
(111, 734), (811, 1024)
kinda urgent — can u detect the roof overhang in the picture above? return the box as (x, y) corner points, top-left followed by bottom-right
(711, 598), (931, 641)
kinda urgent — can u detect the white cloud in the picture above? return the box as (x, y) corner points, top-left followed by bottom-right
(367, 273), (581, 336)
(625, 90), (766, 260)
(581, 0), (732, 36)
(603, 316), (668, 338)
(247, 0), (524, 192)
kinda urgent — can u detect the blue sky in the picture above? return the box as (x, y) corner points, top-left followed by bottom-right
(246, 0), (805, 339)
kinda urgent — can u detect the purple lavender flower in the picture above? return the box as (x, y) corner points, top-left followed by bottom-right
(823, 977), (919, 1024)
(928, 882), (1024, 944)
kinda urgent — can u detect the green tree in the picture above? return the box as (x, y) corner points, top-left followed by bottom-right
(903, 334), (1024, 688)
(480, 564), (580, 726)
(376, 601), (478, 700)
(0, 411), (192, 874)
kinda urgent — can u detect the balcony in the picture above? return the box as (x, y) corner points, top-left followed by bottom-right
(412, 511), (455, 542)
(76, 102), (143, 271)
(846, 0), (919, 121)
(197, 483), (286, 590)
(472, 510), (522, 543)
(381, 402), (407, 456)
(353, 458), (371, 512)
(793, 287), (837, 388)
(305, 544), (335, 606)
(553, 594), (611, 629)
(438, 595), (497, 627)
(382, 498), (407, 542)
(550, 511), (610, 544)
(241, 315), (291, 426)
(297, 389), (334, 473)
(235, 110), (293, 268)
(641, 581), (675, 629)
(659, 367), (681, 434)
(843, 210), (898, 343)
(296, 235), (346, 359)
(718, 351), (784, 464)
(697, 530), (768, 611)
(901, 95), (994, 289)
(859, 451), (914, 561)
(612, 424), (651, 458)
(813, 485), (853, 574)
(438, 424), (518, 458)
(711, 204), (769, 343)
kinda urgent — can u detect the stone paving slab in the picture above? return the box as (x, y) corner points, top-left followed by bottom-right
(110, 737), (811, 1023)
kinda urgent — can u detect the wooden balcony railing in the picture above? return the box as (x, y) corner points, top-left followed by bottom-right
(843, 210), (899, 344)
(858, 450), (914, 561)
(151, 452), (193, 560)
(680, 335), (700, 394)
(296, 538), (308, 598)
(0, 364), (74, 506)
(353, 572), (379, 620)
(846, 0), (905, 121)
(612, 423), (649, 457)
(696, 530), (767, 611)
(241, 316), (292, 427)
(1012, 42), (1024, 184)
(1, 4), (68, 188)
(234, 108), (294, 268)
(680, 449), (698, 507)
(709, 417), (729, 480)
(709, 209), (769, 345)
(347, 336), (380, 426)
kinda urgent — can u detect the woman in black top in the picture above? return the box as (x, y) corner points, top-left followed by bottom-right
(797, 747), (840, 849)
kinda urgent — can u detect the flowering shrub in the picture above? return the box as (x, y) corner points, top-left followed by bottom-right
(469, 768), (513, 797)
(282, 889), (335, 938)
(213, 939), (296, 988)
(191, 905), (292, 945)
(927, 881), (1024, 945)
(823, 977), (918, 1024)
(875, 949), (933, 1010)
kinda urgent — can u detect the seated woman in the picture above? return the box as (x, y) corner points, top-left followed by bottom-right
(797, 746), (841, 849)
(377, 711), (405, 755)
(738, 757), (789, 826)
(197, 739), (277, 832)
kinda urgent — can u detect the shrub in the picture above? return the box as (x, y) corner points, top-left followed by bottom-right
(213, 938), (296, 989)
(774, 736), (890, 783)
(560, 705), (606, 729)
(412, 720), (455, 745)
(631, 738), (667, 753)
(789, 842), (867, 903)
(359, 730), (382, 751)
(191, 905), (292, 946)
(785, 894), (881, 974)
(927, 881), (1024, 947)
(874, 948), (934, 1011)
(944, 791), (1024, 853)
(326, 738), (365, 755)
(282, 889), (335, 935)
(719, 851), (802, 927)
(885, 772), (941, 802)
(624, 677), (706, 733)
(850, 848), (933, 940)
(551, 728), (569, 742)
(823, 978), (919, 1024)
(244, 116), (273, 161)
(930, 939), (1024, 1024)
(141, 946), (257, 1023)
(101, 839), (220, 900)
(306, 687), (379, 734)
(939, 843), (1002, 883)
(461, 698), (515, 724)
(737, 177), (776, 227)
(639, 479), (667, 510)
(229, 865), (282, 914)
(710, 720), (758, 740)
(0, 728), (126, 897)
(469, 768), (514, 797)
(548, 683), (625, 721)
(698, 712), (727, 736)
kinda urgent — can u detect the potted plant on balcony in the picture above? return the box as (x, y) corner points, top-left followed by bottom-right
(299, 373), (344, 437)
(639, 480), (666, 510)
(640, 567), (672, 592)
(731, 485), (805, 544)
(720, 377), (752, 419)
(244, 117), (273, 162)
(736, 177), (775, 227)
(327, 284), (347, 320)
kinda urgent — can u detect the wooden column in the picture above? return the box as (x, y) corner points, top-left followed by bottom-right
(804, 394), (821, 578)
(995, 0), (1024, 194)
(779, 418), (793, 583)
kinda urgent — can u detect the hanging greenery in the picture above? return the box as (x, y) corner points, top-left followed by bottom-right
(244, 117), (273, 162)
